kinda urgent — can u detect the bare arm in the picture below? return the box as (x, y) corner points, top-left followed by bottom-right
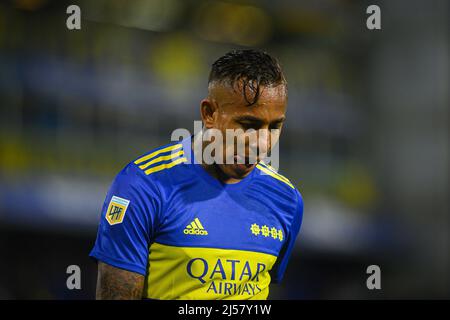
(95, 261), (144, 300)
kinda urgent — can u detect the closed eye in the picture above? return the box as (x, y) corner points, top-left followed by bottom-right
(239, 121), (262, 130)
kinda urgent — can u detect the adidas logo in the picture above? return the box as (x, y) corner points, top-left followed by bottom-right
(184, 218), (208, 236)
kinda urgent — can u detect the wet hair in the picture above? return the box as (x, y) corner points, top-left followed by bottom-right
(208, 49), (287, 106)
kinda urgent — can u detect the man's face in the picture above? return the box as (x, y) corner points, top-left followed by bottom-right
(201, 81), (287, 180)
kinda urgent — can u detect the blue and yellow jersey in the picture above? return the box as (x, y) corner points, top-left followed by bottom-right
(90, 137), (303, 300)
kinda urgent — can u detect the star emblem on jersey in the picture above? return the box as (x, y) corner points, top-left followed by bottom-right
(250, 223), (260, 235)
(184, 218), (208, 236)
(250, 223), (283, 241)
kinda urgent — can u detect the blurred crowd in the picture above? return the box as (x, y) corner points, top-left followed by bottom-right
(0, 0), (448, 299)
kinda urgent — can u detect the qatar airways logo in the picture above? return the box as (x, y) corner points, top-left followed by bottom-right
(186, 257), (268, 296)
(171, 121), (280, 171)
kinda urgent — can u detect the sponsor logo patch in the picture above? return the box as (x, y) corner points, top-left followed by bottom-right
(184, 218), (208, 236)
(105, 196), (130, 225)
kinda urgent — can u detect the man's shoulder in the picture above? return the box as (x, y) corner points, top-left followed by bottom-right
(253, 162), (303, 226)
(120, 140), (189, 182)
(254, 161), (302, 204)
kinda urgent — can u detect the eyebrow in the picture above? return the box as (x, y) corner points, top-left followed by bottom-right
(235, 115), (286, 124)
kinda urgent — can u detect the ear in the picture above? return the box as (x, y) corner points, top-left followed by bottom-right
(200, 98), (218, 129)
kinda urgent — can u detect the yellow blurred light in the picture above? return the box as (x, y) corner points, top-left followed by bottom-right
(193, 1), (272, 46)
(80, 0), (182, 32)
(150, 33), (204, 84)
(335, 164), (379, 209)
(13, 0), (47, 11)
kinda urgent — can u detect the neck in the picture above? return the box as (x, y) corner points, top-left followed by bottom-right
(191, 133), (244, 184)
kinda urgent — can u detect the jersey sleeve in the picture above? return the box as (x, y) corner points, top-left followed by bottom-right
(270, 190), (304, 283)
(89, 163), (161, 276)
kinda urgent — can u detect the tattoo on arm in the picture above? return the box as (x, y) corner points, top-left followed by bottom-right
(96, 262), (144, 300)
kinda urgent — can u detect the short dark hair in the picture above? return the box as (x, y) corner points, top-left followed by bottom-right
(208, 49), (287, 106)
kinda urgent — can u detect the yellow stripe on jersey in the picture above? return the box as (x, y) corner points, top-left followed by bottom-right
(257, 162), (291, 184)
(145, 242), (277, 300)
(134, 144), (183, 165)
(144, 157), (187, 175)
(260, 162), (292, 185)
(138, 150), (184, 170)
(256, 163), (294, 189)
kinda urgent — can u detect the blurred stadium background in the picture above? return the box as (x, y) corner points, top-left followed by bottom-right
(0, 0), (448, 299)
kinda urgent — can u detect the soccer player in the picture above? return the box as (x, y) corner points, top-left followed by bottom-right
(90, 49), (304, 300)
